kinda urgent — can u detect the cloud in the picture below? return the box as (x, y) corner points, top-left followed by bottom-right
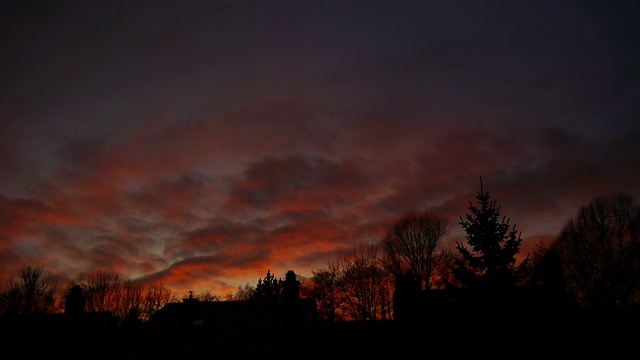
(1, 0), (638, 297)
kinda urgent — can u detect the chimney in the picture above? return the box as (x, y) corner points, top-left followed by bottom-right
(65, 285), (86, 317)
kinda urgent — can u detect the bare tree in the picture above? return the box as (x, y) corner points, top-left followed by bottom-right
(1, 264), (58, 315)
(116, 281), (145, 327)
(554, 193), (640, 306)
(335, 243), (393, 321)
(140, 282), (175, 321)
(197, 290), (222, 302)
(429, 245), (461, 289)
(306, 263), (339, 322)
(76, 270), (122, 313)
(224, 282), (255, 301)
(383, 211), (450, 291)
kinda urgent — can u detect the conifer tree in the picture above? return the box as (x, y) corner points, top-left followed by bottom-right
(451, 178), (529, 292)
(252, 269), (282, 301)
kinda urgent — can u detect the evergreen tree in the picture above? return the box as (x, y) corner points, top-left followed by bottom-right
(252, 269), (282, 301)
(451, 178), (529, 293)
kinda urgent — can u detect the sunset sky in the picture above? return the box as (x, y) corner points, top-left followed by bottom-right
(1, 0), (638, 297)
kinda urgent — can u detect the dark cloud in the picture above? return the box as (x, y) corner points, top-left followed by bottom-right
(0, 0), (638, 296)
(226, 155), (371, 211)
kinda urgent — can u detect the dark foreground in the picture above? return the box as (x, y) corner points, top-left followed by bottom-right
(4, 306), (639, 359)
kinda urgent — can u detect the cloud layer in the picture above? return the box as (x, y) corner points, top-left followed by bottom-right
(1, 1), (638, 296)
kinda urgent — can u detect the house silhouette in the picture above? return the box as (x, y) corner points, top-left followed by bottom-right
(126, 297), (318, 359)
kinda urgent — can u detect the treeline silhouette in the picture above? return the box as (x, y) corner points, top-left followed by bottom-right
(1, 180), (639, 358)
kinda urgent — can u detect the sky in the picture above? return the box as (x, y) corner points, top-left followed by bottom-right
(1, 0), (639, 298)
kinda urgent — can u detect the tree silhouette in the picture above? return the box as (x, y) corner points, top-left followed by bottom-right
(553, 193), (640, 306)
(306, 265), (339, 322)
(451, 178), (529, 296)
(227, 282), (255, 301)
(383, 210), (450, 291)
(1, 264), (58, 315)
(523, 241), (576, 307)
(75, 270), (122, 313)
(252, 269), (282, 301)
(336, 243), (393, 321)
